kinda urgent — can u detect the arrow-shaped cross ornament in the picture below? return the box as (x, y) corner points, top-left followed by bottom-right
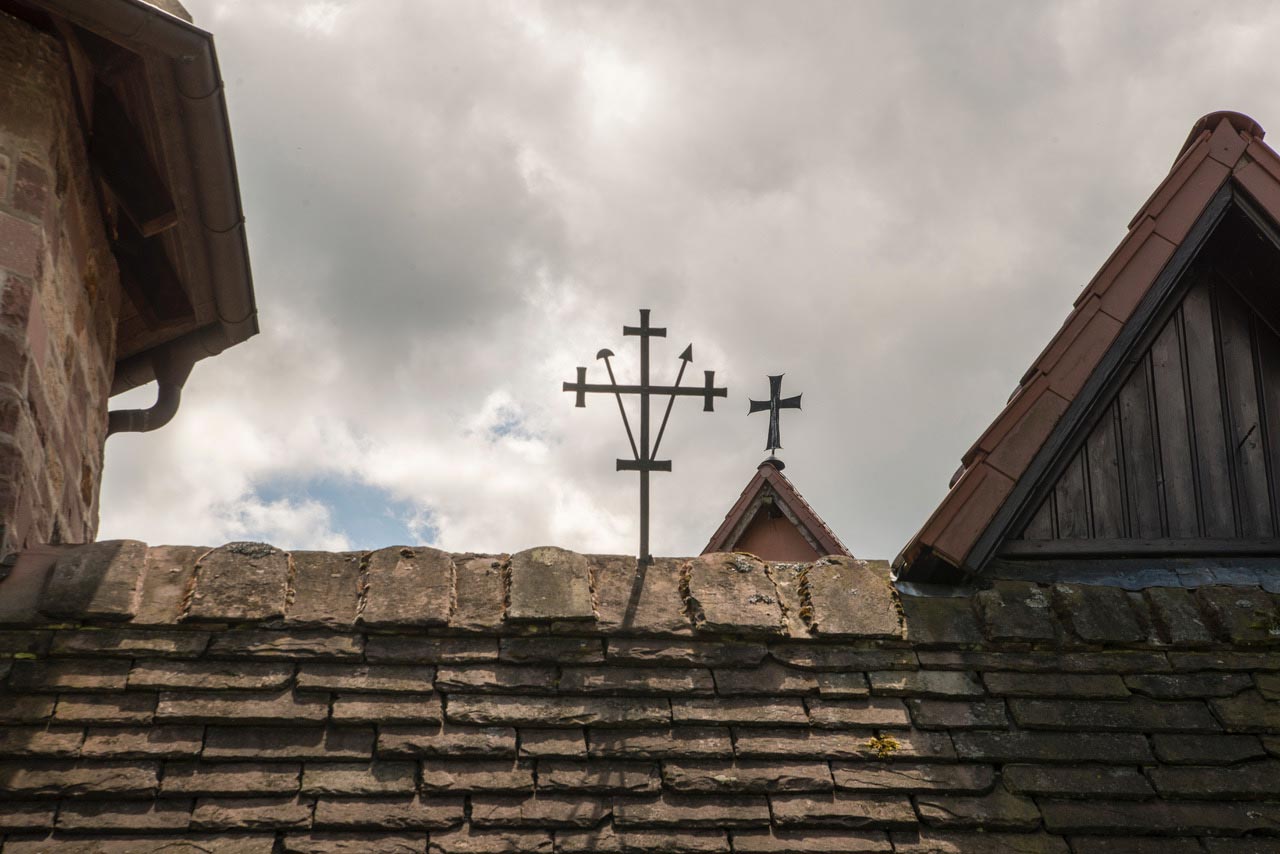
(563, 310), (727, 563)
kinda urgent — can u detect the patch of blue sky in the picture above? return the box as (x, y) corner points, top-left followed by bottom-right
(252, 475), (434, 549)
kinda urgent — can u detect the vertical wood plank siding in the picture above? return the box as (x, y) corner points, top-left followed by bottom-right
(1015, 272), (1280, 548)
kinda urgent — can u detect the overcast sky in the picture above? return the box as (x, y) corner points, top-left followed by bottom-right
(99, 0), (1280, 560)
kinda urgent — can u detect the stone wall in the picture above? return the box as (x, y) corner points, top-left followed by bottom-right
(0, 545), (1277, 852)
(0, 12), (122, 556)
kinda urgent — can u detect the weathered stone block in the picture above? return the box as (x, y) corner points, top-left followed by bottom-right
(1051, 584), (1145, 644)
(191, 796), (312, 830)
(831, 762), (993, 793)
(612, 793), (769, 828)
(283, 834), (427, 854)
(592, 556), (694, 636)
(586, 727), (731, 759)
(428, 826), (552, 854)
(899, 594), (983, 647)
(1148, 759), (1280, 799)
(982, 672), (1129, 698)
(157, 689), (328, 724)
(8, 658), (130, 691)
(1211, 690), (1280, 731)
(915, 789), (1041, 830)
(129, 660), (294, 691)
(952, 731), (1153, 764)
(361, 546), (454, 628)
(55, 693), (156, 724)
(376, 723), (516, 758)
(769, 645), (917, 672)
(890, 830), (1068, 854)
(712, 660), (821, 695)
(313, 795), (464, 829)
(419, 759), (533, 792)
(132, 546), (205, 626)
(732, 728), (953, 761)
(0, 759), (158, 796)
(331, 694), (442, 724)
(37, 540), (145, 621)
(1197, 586), (1280, 645)
(298, 663), (434, 694)
(434, 665), (553, 694)
(518, 729), (587, 757)
(162, 761), (302, 795)
(0, 837), (276, 854)
(802, 558), (900, 638)
(55, 800), (194, 831)
(498, 637), (602, 664)
(366, 636), (497, 663)
(906, 699), (1008, 730)
(51, 629), (209, 658)
(203, 727), (374, 761)
(559, 665), (714, 695)
(450, 556), (506, 631)
(186, 543), (289, 622)
(770, 792), (915, 829)
(470, 793), (610, 827)
(447, 695), (669, 728)
(1039, 798), (1280, 835)
(507, 547), (594, 622)
(671, 697), (806, 727)
(606, 638), (766, 667)
(301, 761), (417, 795)
(537, 760), (658, 793)
(684, 553), (784, 634)
(1008, 697), (1219, 731)
(1144, 587), (1214, 646)
(1002, 764), (1154, 798)
(974, 581), (1057, 642)
(869, 671), (983, 698)
(0, 725), (83, 757)
(80, 726), (203, 758)
(0, 629), (50, 656)
(1152, 732), (1266, 764)
(1123, 672), (1251, 699)
(807, 698), (911, 729)
(287, 551), (362, 627)
(557, 825), (727, 853)
(662, 760), (832, 793)
(207, 630), (363, 659)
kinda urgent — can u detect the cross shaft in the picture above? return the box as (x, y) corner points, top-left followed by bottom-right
(562, 309), (727, 563)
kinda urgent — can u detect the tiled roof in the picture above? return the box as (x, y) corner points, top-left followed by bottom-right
(703, 460), (851, 558)
(895, 111), (1280, 580)
(0, 541), (1278, 851)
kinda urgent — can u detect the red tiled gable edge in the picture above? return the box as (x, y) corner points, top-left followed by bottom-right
(895, 111), (1280, 577)
(702, 461), (851, 558)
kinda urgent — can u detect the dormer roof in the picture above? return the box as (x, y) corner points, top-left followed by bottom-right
(703, 458), (850, 561)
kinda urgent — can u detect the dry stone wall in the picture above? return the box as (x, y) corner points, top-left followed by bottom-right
(0, 543), (1278, 852)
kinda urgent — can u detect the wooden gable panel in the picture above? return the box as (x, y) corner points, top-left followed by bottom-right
(1007, 268), (1280, 555)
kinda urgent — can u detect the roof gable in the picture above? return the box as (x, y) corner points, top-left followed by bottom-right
(703, 459), (850, 560)
(897, 111), (1280, 582)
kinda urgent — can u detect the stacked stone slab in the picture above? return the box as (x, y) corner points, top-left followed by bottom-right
(0, 542), (1278, 852)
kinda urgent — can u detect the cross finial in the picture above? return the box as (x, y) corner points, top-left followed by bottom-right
(749, 374), (802, 454)
(562, 309), (728, 563)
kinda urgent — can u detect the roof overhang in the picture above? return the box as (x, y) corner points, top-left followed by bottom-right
(11, 0), (257, 394)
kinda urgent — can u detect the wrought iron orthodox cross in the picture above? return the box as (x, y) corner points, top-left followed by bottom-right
(750, 374), (802, 453)
(563, 309), (727, 563)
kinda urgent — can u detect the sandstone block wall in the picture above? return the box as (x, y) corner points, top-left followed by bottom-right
(0, 11), (122, 557)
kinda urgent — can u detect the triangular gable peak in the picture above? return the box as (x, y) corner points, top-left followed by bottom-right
(897, 110), (1280, 583)
(703, 458), (851, 561)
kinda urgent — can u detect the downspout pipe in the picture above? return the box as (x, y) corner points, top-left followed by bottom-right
(106, 347), (195, 436)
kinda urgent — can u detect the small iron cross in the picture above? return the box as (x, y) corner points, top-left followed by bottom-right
(749, 374), (802, 453)
(563, 309), (727, 563)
